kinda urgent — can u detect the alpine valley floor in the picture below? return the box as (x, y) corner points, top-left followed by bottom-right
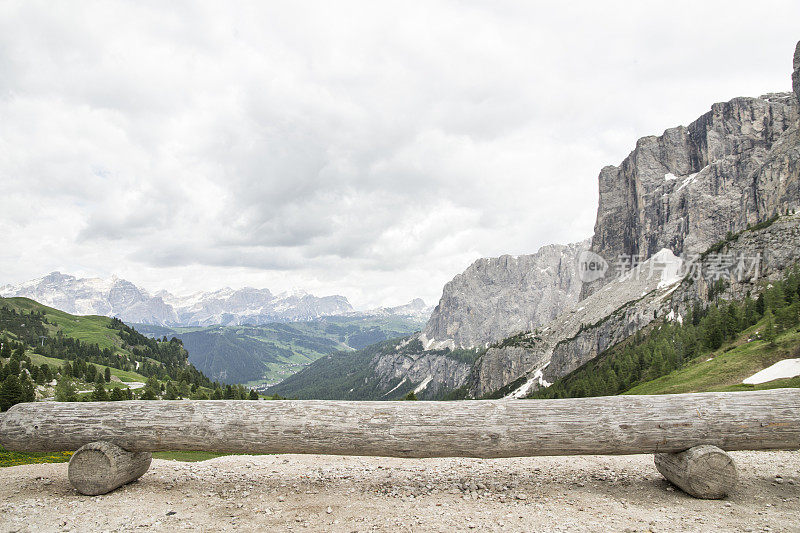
(1, 451), (798, 532)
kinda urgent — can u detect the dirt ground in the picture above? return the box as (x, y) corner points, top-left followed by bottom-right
(1, 451), (798, 532)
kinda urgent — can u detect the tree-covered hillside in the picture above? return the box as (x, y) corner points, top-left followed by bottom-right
(0, 297), (262, 411)
(521, 267), (800, 400)
(266, 340), (397, 400)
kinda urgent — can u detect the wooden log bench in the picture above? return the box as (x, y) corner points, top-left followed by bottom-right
(1, 389), (798, 499)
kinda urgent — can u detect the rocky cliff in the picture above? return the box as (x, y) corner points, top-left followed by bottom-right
(420, 240), (589, 350)
(471, 248), (685, 397)
(445, 41), (800, 398)
(581, 90), (798, 299)
(370, 339), (475, 398)
(542, 213), (800, 387)
(794, 41), (800, 103)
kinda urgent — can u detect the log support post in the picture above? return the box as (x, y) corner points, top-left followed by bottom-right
(654, 445), (738, 499)
(68, 441), (151, 496)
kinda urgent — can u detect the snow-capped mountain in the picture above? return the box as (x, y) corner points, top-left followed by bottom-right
(0, 272), (179, 324)
(0, 272), (354, 326)
(355, 298), (434, 320)
(162, 286), (353, 326)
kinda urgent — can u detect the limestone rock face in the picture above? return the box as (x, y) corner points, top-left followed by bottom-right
(471, 248), (685, 397)
(581, 92), (798, 299)
(468, 345), (545, 398)
(420, 240), (590, 350)
(468, 43), (800, 397)
(371, 346), (473, 399)
(472, 215), (800, 398)
(794, 40), (800, 104)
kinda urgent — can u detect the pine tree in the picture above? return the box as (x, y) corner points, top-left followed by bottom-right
(165, 381), (178, 400)
(0, 340), (12, 359)
(0, 374), (23, 411)
(763, 310), (777, 344)
(723, 303), (740, 339)
(20, 375), (35, 403)
(765, 283), (787, 311)
(85, 364), (97, 383)
(91, 381), (109, 401)
(140, 388), (157, 400)
(104, 367), (111, 383)
(110, 387), (125, 401)
(55, 375), (78, 402)
(248, 389), (259, 400)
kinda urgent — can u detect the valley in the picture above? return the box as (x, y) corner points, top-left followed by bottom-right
(133, 315), (427, 388)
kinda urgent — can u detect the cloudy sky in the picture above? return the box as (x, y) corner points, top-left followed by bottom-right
(1, 1), (798, 309)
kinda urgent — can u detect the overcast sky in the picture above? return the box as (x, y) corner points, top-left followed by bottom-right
(1, 1), (798, 309)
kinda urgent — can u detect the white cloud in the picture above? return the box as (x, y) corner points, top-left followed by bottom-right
(1, 0), (798, 308)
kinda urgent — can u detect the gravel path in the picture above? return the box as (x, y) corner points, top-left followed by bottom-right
(1, 451), (799, 532)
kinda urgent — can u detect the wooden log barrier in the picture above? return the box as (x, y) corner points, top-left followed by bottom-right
(1, 389), (798, 457)
(654, 445), (738, 499)
(68, 441), (152, 496)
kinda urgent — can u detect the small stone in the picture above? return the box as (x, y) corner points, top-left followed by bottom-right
(326, 506), (332, 514)
(166, 511), (177, 516)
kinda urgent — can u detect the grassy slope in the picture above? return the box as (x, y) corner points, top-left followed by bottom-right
(625, 321), (800, 395)
(1, 297), (128, 354)
(28, 353), (147, 383)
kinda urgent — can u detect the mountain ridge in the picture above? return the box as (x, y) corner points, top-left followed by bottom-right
(0, 272), (431, 327)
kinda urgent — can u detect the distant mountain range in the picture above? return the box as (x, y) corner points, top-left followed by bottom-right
(0, 272), (432, 327)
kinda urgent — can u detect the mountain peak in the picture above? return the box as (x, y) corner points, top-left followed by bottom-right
(1, 273), (354, 327)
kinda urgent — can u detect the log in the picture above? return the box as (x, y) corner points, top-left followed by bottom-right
(1, 389), (798, 457)
(68, 441), (152, 496)
(654, 445), (738, 499)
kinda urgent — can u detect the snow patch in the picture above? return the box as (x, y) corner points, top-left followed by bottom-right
(419, 334), (455, 351)
(742, 359), (800, 385)
(385, 377), (408, 396)
(664, 173), (678, 181)
(414, 376), (433, 394)
(650, 248), (684, 289)
(504, 364), (551, 399)
(676, 171), (700, 192)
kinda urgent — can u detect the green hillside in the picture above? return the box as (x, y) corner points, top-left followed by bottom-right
(134, 315), (426, 387)
(624, 324), (800, 394)
(1, 297), (127, 352)
(0, 297), (263, 412)
(265, 339), (401, 400)
(527, 266), (800, 400)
